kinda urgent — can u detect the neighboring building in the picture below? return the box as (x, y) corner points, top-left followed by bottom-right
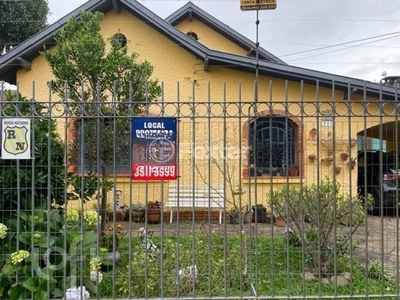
(381, 76), (400, 88)
(0, 0), (398, 214)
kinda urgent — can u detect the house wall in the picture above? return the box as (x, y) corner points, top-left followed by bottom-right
(16, 9), (345, 105)
(13, 8), (392, 213)
(173, 18), (248, 56)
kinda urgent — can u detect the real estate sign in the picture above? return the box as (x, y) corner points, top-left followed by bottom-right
(131, 117), (177, 180)
(240, 0), (277, 11)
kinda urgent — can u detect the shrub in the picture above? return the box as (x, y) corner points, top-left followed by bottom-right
(0, 94), (67, 223)
(269, 177), (369, 274)
(0, 210), (99, 299)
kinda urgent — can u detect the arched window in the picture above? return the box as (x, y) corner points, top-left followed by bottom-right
(113, 33), (127, 47)
(186, 31), (198, 41)
(249, 117), (297, 175)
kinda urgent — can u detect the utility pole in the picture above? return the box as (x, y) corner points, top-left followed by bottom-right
(240, 0), (277, 102)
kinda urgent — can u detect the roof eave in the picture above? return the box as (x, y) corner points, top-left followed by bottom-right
(165, 2), (286, 65)
(206, 52), (398, 100)
(0, 0), (112, 84)
(0, 0), (210, 84)
(120, 0), (208, 59)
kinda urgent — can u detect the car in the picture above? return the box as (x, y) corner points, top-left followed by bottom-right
(357, 150), (400, 214)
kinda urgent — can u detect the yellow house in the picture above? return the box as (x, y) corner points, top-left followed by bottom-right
(0, 0), (398, 220)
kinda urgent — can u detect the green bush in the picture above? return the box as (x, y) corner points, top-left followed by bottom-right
(0, 210), (99, 300)
(0, 93), (108, 299)
(0, 93), (67, 223)
(0, 92), (109, 217)
(269, 177), (369, 273)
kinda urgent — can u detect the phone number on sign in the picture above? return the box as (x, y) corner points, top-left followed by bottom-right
(132, 164), (177, 179)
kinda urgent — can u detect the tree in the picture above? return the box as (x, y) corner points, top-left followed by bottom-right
(41, 11), (162, 231)
(0, 0), (49, 52)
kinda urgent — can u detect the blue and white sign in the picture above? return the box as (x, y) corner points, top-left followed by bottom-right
(131, 117), (177, 180)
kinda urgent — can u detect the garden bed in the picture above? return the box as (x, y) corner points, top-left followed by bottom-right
(98, 234), (396, 299)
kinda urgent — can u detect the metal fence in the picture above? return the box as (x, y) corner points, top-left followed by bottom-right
(0, 81), (400, 299)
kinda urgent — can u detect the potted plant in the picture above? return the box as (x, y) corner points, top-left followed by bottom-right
(349, 157), (357, 169)
(130, 202), (146, 222)
(229, 207), (240, 224)
(288, 164), (299, 176)
(322, 157), (333, 166)
(248, 164), (262, 176)
(252, 204), (273, 223)
(243, 206), (253, 223)
(106, 202), (124, 222)
(146, 200), (162, 223)
(267, 167), (278, 176)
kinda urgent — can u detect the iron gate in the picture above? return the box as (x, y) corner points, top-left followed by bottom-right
(0, 81), (399, 299)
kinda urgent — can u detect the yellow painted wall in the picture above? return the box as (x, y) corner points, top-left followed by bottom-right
(14, 8), (391, 212)
(18, 9), (349, 106)
(173, 18), (248, 56)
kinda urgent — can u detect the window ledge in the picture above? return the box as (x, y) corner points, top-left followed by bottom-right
(243, 176), (303, 184)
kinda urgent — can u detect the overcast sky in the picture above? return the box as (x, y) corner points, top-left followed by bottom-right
(47, 0), (400, 83)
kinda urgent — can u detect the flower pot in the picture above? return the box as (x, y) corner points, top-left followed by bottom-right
(309, 128), (317, 140)
(147, 209), (161, 224)
(254, 211), (265, 223)
(308, 154), (316, 162)
(267, 168), (278, 176)
(335, 166), (341, 174)
(249, 168), (262, 176)
(274, 217), (286, 227)
(229, 214), (240, 224)
(254, 211), (274, 224)
(131, 209), (145, 222)
(106, 211), (124, 222)
(340, 153), (349, 161)
(288, 167), (299, 176)
(322, 158), (333, 166)
(243, 212), (253, 223)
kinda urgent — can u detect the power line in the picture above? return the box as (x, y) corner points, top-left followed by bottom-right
(252, 19), (400, 23)
(286, 33), (400, 63)
(260, 40), (400, 49)
(277, 31), (400, 58)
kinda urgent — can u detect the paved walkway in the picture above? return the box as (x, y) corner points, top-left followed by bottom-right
(353, 214), (400, 273)
(123, 219), (285, 237)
